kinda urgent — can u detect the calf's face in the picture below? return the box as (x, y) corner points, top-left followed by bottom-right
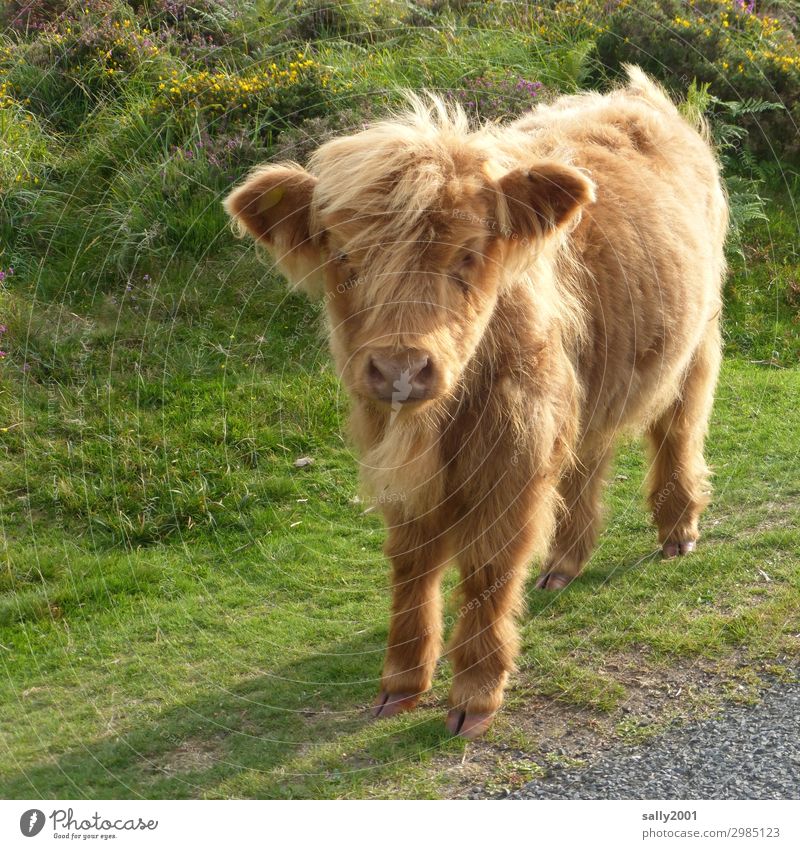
(318, 181), (506, 410)
(224, 130), (593, 412)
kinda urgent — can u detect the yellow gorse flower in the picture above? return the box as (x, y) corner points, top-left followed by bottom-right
(156, 58), (320, 113)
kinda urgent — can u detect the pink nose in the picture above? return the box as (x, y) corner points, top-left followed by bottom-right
(366, 350), (434, 403)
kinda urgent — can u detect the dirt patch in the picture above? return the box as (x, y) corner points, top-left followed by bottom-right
(428, 651), (797, 799)
(147, 737), (226, 778)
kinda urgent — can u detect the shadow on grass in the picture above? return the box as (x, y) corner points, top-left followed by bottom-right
(5, 543), (724, 799)
(2, 627), (457, 800)
(523, 545), (660, 612)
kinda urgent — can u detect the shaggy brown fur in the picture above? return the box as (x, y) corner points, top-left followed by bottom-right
(224, 66), (727, 738)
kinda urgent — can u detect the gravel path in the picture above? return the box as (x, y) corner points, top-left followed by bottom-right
(509, 681), (800, 799)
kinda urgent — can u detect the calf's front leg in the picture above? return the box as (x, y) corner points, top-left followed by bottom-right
(373, 516), (448, 718)
(446, 475), (561, 739)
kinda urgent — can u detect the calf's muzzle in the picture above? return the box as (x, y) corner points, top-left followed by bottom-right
(366, 349), (435, 404)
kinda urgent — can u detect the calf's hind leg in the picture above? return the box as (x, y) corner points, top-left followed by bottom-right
(536, 439), (615, 590)
(646, 328), (722, 558)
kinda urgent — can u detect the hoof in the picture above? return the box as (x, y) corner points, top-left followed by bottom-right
(662, 540), (697, 559)
(372, 690), (419, 719)
(535, 571), (573, 591)
(445, 709), (495, 740)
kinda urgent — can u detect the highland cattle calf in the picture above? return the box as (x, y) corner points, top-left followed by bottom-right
(224, 67), (728, 739)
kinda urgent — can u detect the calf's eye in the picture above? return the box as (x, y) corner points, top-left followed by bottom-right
(450, 273), (471, 296)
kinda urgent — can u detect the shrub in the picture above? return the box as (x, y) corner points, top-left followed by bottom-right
(270, 0), (410, 45)
(0, 0), (336, 294)
(448, 73), (544, 121)
(129, 0), (244, 66)
(152, 53), (330, 130)
(1, 0), (72, 32)
(593, 0), (800, 159)
(681, 79), (782, 255)
(269, 106), (373, 163)
(2, 2), (170, 131)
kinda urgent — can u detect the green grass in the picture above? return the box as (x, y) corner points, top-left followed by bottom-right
(1, 249), (799, 798)
(1, 0), (799, 800)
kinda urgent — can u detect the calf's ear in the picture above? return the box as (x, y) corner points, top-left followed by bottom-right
(496, 161), (595, 243)
(224, 164), (323, 297)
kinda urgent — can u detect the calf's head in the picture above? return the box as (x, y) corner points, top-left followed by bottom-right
(224, 101), (594, 413)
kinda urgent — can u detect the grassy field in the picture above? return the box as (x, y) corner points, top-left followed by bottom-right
(1, 0), (799, 799)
